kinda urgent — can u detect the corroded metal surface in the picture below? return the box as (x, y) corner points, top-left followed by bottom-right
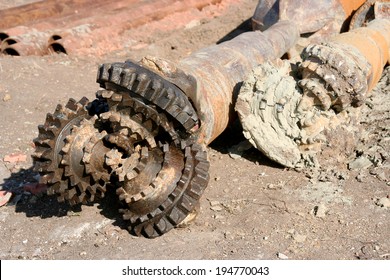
(252, 0), (366, 35)
(350, 0), (390, 29)
(0, 0), (223, 56)
(142, 20), (300, 144)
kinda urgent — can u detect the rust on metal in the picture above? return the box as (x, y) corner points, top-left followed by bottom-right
(350, 0), (390, 29)
(0, 0), (112, 30)
(1, 29), (50, 56)
(252, 0), (366, 35)
(142, 20), (300, 144)
(0, 0), (223, 56)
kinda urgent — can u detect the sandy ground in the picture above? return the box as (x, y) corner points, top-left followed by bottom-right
(0, 0), (389, 260)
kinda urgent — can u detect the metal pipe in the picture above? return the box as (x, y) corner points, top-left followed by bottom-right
(2, 0), (223, 56)
(141, 20), (300, 144)
(1, 29), (50, 56)
(0, 0), (112, 30)
(300, 18), (390, 111)
(349, 0), (390, 29)
(252, 0), (366, 34)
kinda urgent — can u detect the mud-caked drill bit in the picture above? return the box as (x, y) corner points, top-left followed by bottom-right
(236, 18), (390, 169)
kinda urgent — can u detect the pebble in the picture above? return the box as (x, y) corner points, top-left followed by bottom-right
(277, 253), (289, 260)
(376, 197), (390, 209)
(293, 233), (307, 243)
(313, 204), (328, 218)
(348, 156), (373, 170)
(209, 200), (220, 207)
(79, 251), (87, 256)
(376, 172), (387, 182)
(3, 94), (11, 102)
(210, 205), (223, 212)
(356, 173), (365, 182)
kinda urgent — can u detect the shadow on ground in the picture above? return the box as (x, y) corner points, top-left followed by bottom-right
(1, 166), (129, 232)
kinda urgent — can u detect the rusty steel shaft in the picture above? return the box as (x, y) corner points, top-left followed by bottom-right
(142, 20), (300, 144)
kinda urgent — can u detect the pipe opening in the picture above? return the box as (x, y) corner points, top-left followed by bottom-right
(3, 39), (17, 46)
(51, 35), (62, 41)
(0, 33), (9, 42)
(49, 43), (67, 54)
(3, 48), (20, 56)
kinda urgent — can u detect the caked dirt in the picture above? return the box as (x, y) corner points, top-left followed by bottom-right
(0, 0), (389, 260)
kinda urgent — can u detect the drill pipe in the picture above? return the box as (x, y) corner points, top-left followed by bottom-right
(350, 0), (390, 29)
(1, 0), (222, 56)
(252, 0), (366, 34)
(46, 0), (222, 56)
(0, 0), (111, 30)
(300, 18), (390, 111)
(142, 20), (300, 144)
(1, 29), (50, 56)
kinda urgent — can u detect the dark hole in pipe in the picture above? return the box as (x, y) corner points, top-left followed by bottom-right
(51, 35), (62, 41)
(0, 33), (9, 42)
(3, 48), (20, 56)
(49, 43), (67, 54)
(3, 39), (17, 46)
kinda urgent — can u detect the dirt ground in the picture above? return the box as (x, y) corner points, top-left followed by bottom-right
(0, 0), (389, 260)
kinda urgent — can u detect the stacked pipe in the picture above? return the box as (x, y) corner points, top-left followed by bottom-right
(0, 0), (222, 56)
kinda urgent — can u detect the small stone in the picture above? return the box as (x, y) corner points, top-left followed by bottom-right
(214, 177), (221, 181)
(210, 205), (223, 212)
(209, 200), (220, 207)
(79, 251), (87, 256)
(277, 252), (289, 260)
(313, 204), (328, 218)
(4, 153), (27, 163)
(224, 231), (233, 239)
(3, 94), (11, 102)
(0, 191), (12, 207)
(376, 197), (390, 209)
(293, 233), (307, 243)
(22, 239), (28, 244)
(356, 173), (365, 182)
(263, 236), (269, 240)
(348, 156), (373, 170)
(228, 140), (252, 159)
(377, 172), (387, 182)
(267, 183), (276, 190)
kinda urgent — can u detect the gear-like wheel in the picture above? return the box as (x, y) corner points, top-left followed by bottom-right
(32, 97), (91, 201)
(33, 63), (210, 238)
(60, 116), (109, 205)
(98, 90), (210, 238)
(97, 60), (199, 133)
(122, 143), (210, 238)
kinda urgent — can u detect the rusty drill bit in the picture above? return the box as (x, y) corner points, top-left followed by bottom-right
(33, 20), (299, 237)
